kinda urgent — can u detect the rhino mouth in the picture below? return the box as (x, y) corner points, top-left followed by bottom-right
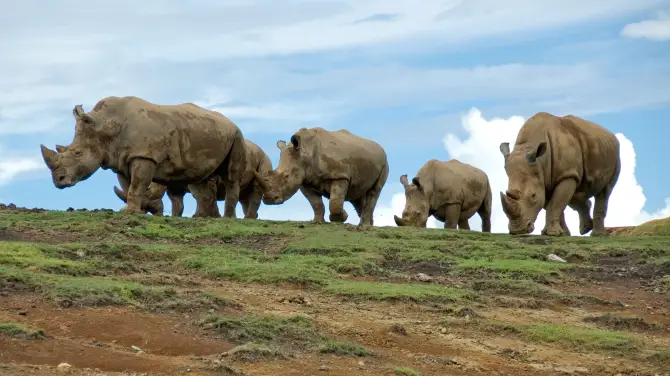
(509, 221), (534, 235)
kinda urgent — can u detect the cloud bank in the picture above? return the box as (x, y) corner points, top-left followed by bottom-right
(621, 12), (670, 41)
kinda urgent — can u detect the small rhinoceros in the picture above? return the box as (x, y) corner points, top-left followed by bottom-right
(499, 112), (621, 237)
(393, 159), (492, 232)
(112, 139), (273, 219)
(253, 127), (389, 226)
(40, 96), (248, 218)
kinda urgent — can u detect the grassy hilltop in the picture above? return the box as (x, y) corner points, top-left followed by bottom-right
(0, 204), (668, 376)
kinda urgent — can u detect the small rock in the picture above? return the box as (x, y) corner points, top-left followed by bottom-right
(18, 310), (27, 316)
(654, 287), (661, 293)
(415, 273), (433, 282)
(319, 365), (330, 371)
(357, 360), (365, 367)
(57, 363), (71, 372)
(547, 254), (566, 263)
(440, 328), (447, 334)
(131, 345), (143, 352)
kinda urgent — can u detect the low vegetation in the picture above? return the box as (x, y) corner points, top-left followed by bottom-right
(0, 206), (669, 375)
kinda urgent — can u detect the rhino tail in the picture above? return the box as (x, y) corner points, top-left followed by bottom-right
(478, 177), (493, 233)
(226, 129), (248, 183)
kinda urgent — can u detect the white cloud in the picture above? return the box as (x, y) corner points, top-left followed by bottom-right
(0, 158), (45, 186)
(437, 108), (669, 234)
(621, 11), (670, 41)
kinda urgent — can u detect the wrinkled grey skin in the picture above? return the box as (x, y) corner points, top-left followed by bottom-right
(394, 159), (492, 232)
(113, 139), (273, 219)
(254, 127), (389, 227)
(499, 112), (621, 237)
(40, 96), (248, 218)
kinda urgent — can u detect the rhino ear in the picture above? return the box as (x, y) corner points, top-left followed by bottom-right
(411, 177), (424, 193)
(526, 142), (547, 163)
(290, 134), (300, 150)
(72, 104), (97, 125)
(500, 142), (510, 161)
(276, 140), (286, 149)
(399, 174), (409, 187)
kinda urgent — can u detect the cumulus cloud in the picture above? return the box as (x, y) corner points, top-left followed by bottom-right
(621, 12), (670, 41)
(0, 157), (45, 186)
(438, 108), (669, 234)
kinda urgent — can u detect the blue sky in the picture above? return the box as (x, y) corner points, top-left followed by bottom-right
(1, 0), (669, 233)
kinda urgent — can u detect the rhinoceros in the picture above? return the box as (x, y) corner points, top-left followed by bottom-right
(112, 139), (273, 219)
(499, 112), (621, 236)
(40, 96), (248, 218)
(54, 143), (168, 216)
(393, 159), (492, 232)
(253, 127), (389, 226)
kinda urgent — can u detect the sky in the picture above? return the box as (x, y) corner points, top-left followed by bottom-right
(1, 1), (670, 234)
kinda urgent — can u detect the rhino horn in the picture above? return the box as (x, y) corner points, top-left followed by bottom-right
(113, 186), (128, 203)
(394, 215), (407, 227)
(40, 144), (57, 170)
(55, 144), (68, 153)
(500, 191), (519, 217)
(253, 170), (270, 191)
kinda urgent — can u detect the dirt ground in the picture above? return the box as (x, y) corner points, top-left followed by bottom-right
(0, 206), (669, 376)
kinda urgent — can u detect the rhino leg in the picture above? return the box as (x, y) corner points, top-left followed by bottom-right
(568, 198), (593, 235)
(123, 159), (157, 215)
(457, 218), (470, 231)
(559, 212), (572, 236)
(242, 186), (262, 220)
(443, 204), (460, 229)
(592, 187), (615, 237)
(542, 178), (578, 236)
(358, 161), (388, 227)
(328, 180), (349, 223)
(477, 182), (492, 233)
(190, 181), (220, 217)
(167, 189), (185, 217)
(300, 186), (326, 223)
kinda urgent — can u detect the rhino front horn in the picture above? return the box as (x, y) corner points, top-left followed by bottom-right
(500, 191), (519, 216)
(40, 144), (57, 170)
(394, 215), (406, 227)
(113, 186), (128, 202)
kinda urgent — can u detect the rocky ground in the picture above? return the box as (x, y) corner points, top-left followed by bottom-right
(0, 204), (668, 376)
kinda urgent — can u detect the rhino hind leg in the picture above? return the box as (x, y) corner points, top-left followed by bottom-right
(241, 186), (262, 220)
(592, 187), (615, 237)
(477, 183), (492, 233)
(358, 161), (389, 227)
(167, 189), (186, 217)
(123, 159), (157, 215)
(568, 198), (593, 235)
(328, 180), (349, 223)
(189, 181), (221, 218)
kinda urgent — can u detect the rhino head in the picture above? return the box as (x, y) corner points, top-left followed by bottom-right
(394, 174), (430, 227)
(253, 136), (307, 205)
(499, 141), (548, 235)
(40, 105), (110, 189)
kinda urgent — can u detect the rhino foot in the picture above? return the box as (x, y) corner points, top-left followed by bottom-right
(590, 229), (607, 237)
(541, 225), (568, 237)
(329, 210), (348, 223)
(579, 218), (594, 235)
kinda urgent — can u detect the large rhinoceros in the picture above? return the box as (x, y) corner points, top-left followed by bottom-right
(40, 96), (248, 218)
(253, 127), (389, 227)
(112, 139), (273, 218)
(499, 112), (621, 236)
(393, 159), (492, 232)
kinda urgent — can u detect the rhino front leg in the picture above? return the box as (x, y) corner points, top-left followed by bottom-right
(444, 204), (461, 229)
(542, 178), (577, 236)
(189, 181), (220, 218)
(328, 180), (349, 223)
(300, 186), (326, 223)
(243, 186), (263, 220)
(457, 218), (470, 231)
(124, 158), (157, 215)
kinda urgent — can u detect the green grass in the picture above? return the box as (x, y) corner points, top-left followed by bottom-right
(493, 323), (638, 354)
(0, 322), (45, 339)
(200, 313), (370, 356)
(325, 280), (469, 303)
(394, 367), (423, 376)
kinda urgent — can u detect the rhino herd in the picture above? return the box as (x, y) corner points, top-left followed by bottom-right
(39, 96), (622, 237)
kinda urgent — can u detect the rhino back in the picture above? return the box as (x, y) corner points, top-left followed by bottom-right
(516, 112), (620, 196)
(422, 159), (489, 212)
(297, 128), (387, 198)
(94, 96), (241, 183)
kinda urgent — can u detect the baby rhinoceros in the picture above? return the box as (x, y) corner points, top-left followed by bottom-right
(394, 159), (492, 232)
